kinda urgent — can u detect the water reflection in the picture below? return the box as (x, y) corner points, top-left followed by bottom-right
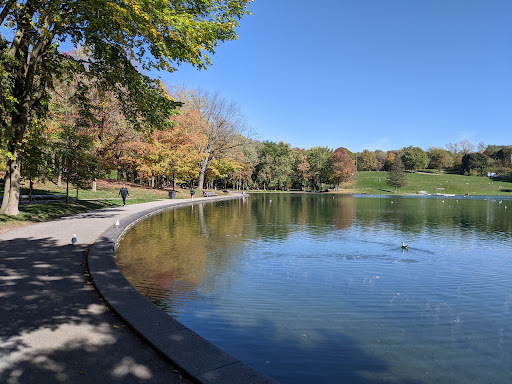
(116, 194), (512, 384)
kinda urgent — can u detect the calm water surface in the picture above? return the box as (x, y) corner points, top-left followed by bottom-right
(116, 194), (512, 383)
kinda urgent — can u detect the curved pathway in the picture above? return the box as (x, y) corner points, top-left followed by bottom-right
(0, 195), (276, 384)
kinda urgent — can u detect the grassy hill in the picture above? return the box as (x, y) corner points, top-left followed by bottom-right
(346, 171), (512, 196)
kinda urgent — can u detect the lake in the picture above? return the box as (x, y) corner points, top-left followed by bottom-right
(115, 193), (512, 383)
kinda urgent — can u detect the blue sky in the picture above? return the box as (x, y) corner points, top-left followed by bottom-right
(161, 0), (512, 152)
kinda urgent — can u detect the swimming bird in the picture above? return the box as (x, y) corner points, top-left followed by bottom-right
(71, 234), (77, 245)
(401, 241), (408, 250)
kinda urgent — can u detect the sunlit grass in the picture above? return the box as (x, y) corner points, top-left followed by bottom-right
(350, 171), (512, 195)
(0, 180), (182, 231)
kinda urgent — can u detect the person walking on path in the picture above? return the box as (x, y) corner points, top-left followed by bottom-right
(119, 184), (129, 206)
(190, 188), (195, 199)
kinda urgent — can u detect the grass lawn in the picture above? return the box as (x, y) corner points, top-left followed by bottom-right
(347, 171), (512, 196)
(0, 179), (191, 232)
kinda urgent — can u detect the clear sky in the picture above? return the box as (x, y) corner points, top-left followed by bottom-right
(162, 0), (512, 152)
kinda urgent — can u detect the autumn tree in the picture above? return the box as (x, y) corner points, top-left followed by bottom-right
(384, 152), (397, 171)
(387, 156), (407, 192)
(293, 148), (311, 190)
(0, 0), (252, 215)
(186, 89), (247, 190)
(330, 147), (356, 190)
(358, 149), (378, 171)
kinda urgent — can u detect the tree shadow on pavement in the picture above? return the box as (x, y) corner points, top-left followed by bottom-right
(0, 236), (190, 384)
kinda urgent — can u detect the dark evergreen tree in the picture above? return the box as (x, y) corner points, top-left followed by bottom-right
(387, 156), (407, 192)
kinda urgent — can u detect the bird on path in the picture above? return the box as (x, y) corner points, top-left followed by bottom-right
(71, 234), (77, 245)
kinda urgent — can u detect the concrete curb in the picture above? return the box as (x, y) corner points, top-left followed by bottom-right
(88, 195), (278, 384)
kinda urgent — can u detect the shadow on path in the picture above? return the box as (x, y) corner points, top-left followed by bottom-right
(0, 236), (190, 384)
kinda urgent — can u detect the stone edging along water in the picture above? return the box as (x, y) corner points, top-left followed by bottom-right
(87, 195), (278, 384)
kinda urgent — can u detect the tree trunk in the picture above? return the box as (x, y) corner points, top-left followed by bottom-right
(197, 156), (209, 190)
(0, 155), (22, 215)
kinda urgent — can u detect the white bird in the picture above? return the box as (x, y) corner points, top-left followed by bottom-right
(71, 234), (77, 245)
(401, 241), (408, 250)
(115, 220), (120, 226)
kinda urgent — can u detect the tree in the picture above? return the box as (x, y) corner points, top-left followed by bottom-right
(307, 147), (332, 190)
(53, 124), (99, 201)
(401, 146), (428, 171)
(330, 148), (356, 189)
(358, 149), (378, 171)
(384, 152), (396, 171)
(446, 140), (474, 155)
(374, 150), (387, 171)
(461, 153), (490, 176)
(428, 148), (453, 171)
(254, 141), (293, 190)
(0, 0), (252, 215)
(293, 148), (311, 190)
(387, 156), (407, 192)
(188, 89), (247, 190)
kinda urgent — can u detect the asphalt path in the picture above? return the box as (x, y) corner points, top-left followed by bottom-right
(0, 196), (232, 384)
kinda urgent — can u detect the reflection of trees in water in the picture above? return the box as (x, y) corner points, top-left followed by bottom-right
(116, 195), (512, 311)
(355, 197), (512, 238)
(116, 199), (252, 305)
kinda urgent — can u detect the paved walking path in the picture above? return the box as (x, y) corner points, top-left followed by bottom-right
(0, 196), (274, 384)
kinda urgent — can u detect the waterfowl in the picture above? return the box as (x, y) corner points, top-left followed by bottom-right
(401, 241), (408, 250)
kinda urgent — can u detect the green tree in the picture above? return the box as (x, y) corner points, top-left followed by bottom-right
(53, 124), (99, 201)
(461, 153), (490, 176)
(0, 0), (252, 215)
(428, 148), (453, 171)
(255, 141), (293, 190)
(401, 146), (428, 171)
(387, 156), (407, 192)
(307, 147), (332, 190)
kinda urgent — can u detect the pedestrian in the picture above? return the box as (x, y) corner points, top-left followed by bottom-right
(190, 188), (195, 199)
(119, 184), (129, 206)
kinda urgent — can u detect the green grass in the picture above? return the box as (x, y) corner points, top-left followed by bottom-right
(347, 171), (512, 195)
(0, 179), (231, 231)
(0, 180), (176, 231)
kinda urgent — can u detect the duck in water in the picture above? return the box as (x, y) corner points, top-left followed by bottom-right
(401, 241), (408, 250)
